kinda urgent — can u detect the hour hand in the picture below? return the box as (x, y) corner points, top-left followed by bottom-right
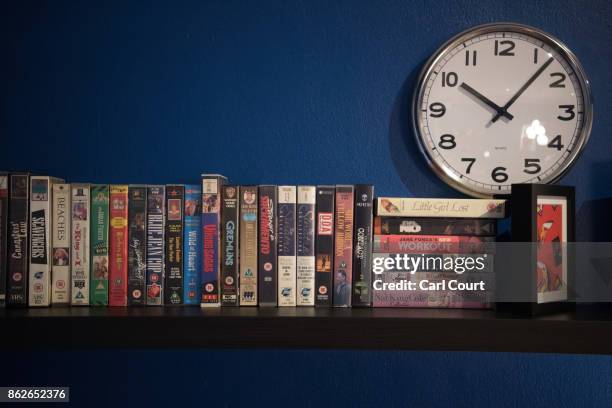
(459, 82), (514, 121)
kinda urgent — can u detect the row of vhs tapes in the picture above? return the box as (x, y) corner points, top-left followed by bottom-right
(204, 180), (375, 307)
(0, 173), (203, 307)
(0, 172), (376, 307)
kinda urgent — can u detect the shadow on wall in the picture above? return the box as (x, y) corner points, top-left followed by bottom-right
(388, 64), (458, 198)
(577, 160), (612, 242)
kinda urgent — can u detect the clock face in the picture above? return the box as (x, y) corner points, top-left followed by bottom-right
(414, 23), (593, 197)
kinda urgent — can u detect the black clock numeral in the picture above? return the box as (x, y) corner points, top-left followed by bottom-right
(523, 158), (542, 174)
(429, 102), (446, 118)
(461, 158), (476, 174)
(442, 72), (458, 87)
(558, 105), (575, 121)
(494, 40), (515, 56)
(438, 134), (456, 149)
(549, 73), (566, 88)
(491, 167), (508, 183)
(465, 50), (477, 66)
(533, 48), (538, 64)
(548, 135), (565, 151)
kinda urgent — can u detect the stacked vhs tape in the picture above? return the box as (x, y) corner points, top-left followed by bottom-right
(372, 197), (504, 308)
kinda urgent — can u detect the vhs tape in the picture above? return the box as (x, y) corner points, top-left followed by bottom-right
(315, 186), (334, 307)
(146, 185), (165, 306)
(109, 185), (129, 306)
(373, 217), (497, 236)
(333, 185), (354, 307)
(127, 186), (147, 306)
(51, 183), (71, 305)
(200, 174), (227, 307)
(296, 186), (316, 306)
(373, 289), (492, 309)
(90, 185), (109, 306)
(352, 184), (374, 307)
(0, 174), (8, 307)
(7, 173), (30, 307)
(373, 235), (495, 254)
(376, 197), (507, 219)
(29, 176), (63, 307)
(71, 184), (90, 305)
(220, 185), (239, 306)
(372, 270), (493, 309)
(239, 186), (258, 306)
(258, 185), (277, 306)
(277, 186), (296, 306)
(164, 185), (184, 305)
(183, 184), (201, 305)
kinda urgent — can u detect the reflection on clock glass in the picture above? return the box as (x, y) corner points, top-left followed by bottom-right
(416, 25), (591, 197)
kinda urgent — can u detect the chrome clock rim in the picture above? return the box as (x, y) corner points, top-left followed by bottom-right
(411, 22), (593, 198)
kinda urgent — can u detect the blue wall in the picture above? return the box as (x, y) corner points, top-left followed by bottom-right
(2, 0), (612, 406)
(3, 350), (612, 407)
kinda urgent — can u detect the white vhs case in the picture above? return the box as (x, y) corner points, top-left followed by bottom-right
(51, 183), (71, 305)
(296, 186), (316, 306)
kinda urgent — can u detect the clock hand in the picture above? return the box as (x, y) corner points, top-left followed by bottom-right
(459, 82), (514, 120)
(491, 57), (554, 123)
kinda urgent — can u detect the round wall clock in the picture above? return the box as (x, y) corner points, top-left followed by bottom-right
(413, 22), (593, 197)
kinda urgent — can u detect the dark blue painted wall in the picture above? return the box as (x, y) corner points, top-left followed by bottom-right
(2, 1), (612, 406)
(3, 350), (612, 407)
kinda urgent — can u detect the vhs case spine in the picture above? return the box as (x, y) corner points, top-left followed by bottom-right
(7, 174), (30, 307)
(0, 174), (8, 307)
(183, 185), (201, 305)
(258, 185), (277, 306)
(90, 185), (109, 306)
(71, 184), (90, 305)
(51, 183), (71, 305)
(239, 186), (258, 306)
(315, 186), (334, 307)
(373, 235), (495, 254)
(296, 186), (316, 306)
(333, 185), (354, 307)
(146, 185), (165, 306)
(352, 184), (374, 307)
(29, 176), (63, 306)
(376, 197), (507, 219)
(127, 186), (147, 306)
(164, 185), (184, 305)
(220, 185), (239, 306)
(373, 217), (497, 236)
(277, 186), (296, 306)
(200, 174), (227, 307)
(109, 185), (129, 306)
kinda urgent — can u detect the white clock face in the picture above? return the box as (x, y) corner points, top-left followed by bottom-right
(414, 24), (592, 197)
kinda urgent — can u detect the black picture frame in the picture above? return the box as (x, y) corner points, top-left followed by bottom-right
(497, 184), (575, 316)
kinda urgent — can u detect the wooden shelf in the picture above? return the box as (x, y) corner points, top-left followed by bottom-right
(1, 307), (611, 354)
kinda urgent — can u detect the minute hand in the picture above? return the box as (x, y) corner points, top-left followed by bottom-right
(491, 57), (554, 123)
